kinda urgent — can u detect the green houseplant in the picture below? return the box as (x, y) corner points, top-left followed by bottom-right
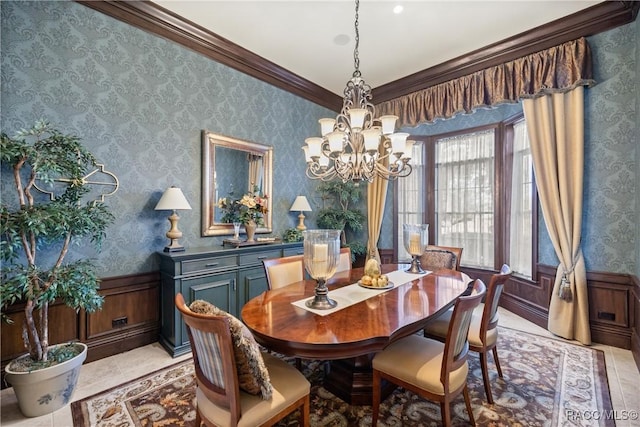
(0, 120), (114, 417)
(316, 181), (367, 260)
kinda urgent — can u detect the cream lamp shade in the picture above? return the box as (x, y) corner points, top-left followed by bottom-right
(155, 186), (192, 252)
(290, 196), (312, 230)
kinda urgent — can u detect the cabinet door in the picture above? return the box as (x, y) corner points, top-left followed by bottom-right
(181, 271), (237, 347)
(238, 266), (268, 311)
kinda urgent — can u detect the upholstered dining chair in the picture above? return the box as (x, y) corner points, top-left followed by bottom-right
(175, 293), (310, 427)
(262, 255), (308, 369)
(420, 245), (463, 271)
(423, 264), (513, 404)
(372, 279), (486, 426)
(335, 247), (352, 273)
(262, 254), (305, 290)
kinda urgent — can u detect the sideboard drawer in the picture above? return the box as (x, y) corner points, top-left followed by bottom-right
(240, 249), (282, 266)
(284, 247), (304, 256)
(182, 255), (238, 274)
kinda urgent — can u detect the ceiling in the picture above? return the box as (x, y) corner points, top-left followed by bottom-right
(153, 0), (602, 96)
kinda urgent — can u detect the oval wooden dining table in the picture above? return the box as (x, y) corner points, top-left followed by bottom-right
(241, 264), (471, 405)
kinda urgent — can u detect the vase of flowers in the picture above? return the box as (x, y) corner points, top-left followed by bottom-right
(217, 187), (268, 242)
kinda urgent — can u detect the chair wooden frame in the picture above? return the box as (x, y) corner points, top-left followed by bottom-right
(175, 293), (310, 427)
(262, 254), (305, 290)
(372, 280), (486, 426)
(421, 245), (463, 271)
(471, 264), (513, 404)
(335, 247), (352, 273)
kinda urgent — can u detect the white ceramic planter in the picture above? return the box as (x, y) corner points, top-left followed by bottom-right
(4, 342), (87, 417)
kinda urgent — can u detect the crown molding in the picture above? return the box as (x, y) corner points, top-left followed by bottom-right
(76, 1), (638, 109)
(373, 1), (639, 102)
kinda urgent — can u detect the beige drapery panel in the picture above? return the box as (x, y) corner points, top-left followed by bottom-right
(522, 87), (590, 345)
(377, 38), (595, 127)
(366, 175), (388, 263)
(375, 38), (594, 344)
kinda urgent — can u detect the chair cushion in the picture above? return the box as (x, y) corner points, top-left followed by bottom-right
(373, 334), (469, 395)
(420, 249), (457, 270)
(189, 300), (273, 399)
(196, 352), (310, 427)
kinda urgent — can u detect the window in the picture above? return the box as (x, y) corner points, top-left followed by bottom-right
(397, 143), (425, 261)
(435, 129), (495, 268)
(396, 116), (536, 277)
(509, 120), (533, 278)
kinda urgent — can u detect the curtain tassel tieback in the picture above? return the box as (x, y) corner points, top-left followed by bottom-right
(558, 254), (580, 302)
(559, 274), (573, 302)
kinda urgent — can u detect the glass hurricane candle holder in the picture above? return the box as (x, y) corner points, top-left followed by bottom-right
(403, 223), (429, 273)
(303, 229), (341, 309)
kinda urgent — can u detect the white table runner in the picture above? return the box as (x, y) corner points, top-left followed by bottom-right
(291, 269), (430, 316)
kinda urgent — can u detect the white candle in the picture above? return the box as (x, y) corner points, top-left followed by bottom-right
(409, 233), (421, 255)
(312, 243), (328, 273)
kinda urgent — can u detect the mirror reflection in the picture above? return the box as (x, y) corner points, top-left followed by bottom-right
(202, 131), (273, 236)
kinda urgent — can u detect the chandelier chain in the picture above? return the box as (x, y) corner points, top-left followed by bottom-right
(302, 0), (413, 184)
(353, 0), (360, 78)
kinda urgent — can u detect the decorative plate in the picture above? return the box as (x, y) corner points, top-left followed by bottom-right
(357, 281), (394, 290)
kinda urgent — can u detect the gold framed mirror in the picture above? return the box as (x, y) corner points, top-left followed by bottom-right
(202, 131), (273, 237)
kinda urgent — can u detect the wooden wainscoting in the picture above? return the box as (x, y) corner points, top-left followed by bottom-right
(489, 264), (636, 349)
(83, 272), (160, 362)
(632, 276), (640, 372)
(0, 272), (160, 389)
(380, 247), (637, 354)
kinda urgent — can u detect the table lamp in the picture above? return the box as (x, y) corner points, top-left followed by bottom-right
(290, 196), (312, 230)
(155, 186), (192, 252)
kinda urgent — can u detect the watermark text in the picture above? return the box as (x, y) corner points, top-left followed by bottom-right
(566, 409), (639, 421)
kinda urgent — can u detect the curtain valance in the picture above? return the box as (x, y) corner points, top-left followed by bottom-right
(376, 37), (595, 128)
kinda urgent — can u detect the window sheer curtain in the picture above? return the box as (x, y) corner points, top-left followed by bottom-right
(510, 121), (533, 278)
(377, 37), (594, 344)
(397, 144), (425, 261)
(435, 130), (495, 268)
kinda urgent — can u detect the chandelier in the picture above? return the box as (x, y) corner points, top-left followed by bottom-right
(302, 0), (414, 185)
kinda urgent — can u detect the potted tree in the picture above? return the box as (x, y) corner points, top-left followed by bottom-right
(0, 120), (114, 417)
(315, 181), (367, 265)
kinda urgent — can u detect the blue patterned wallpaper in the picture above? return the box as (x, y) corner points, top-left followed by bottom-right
(0, 0), (334, 276)
(1, 1), (637, 277)
(383, 23), (638, 276)
(582, 23), (637, 275)
(636, 16), (640, 279)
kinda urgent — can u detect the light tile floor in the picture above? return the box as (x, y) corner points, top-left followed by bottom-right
(1, 308), (639, 426)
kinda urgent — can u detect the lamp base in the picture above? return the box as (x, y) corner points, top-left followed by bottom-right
(164, 245), (185, 253)
(296, 212), (307, 231)
(305, 279), (337, 310)
(405, 254), (425, 274)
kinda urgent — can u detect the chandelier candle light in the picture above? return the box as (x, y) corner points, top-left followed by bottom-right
(403, 224), (429, 273)
(303, 229), (341, 309)
(303, 0), (414, 185)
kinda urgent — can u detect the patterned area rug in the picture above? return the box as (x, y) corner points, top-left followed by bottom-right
(71, 327), (613, 426)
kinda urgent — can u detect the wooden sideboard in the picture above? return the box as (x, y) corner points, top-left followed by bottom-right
(157, 242), (303, 357)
